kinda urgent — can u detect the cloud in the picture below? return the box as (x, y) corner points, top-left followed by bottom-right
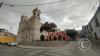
(40, 14), (55, 23)
(0, 0), (99, 34)
(0, 9), (21, 34)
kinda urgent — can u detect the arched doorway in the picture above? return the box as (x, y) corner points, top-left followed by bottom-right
(58, 36), (62, 40)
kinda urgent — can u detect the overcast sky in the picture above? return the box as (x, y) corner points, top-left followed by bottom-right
(0, 0), (99, 34)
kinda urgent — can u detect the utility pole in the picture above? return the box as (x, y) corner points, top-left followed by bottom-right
(10, 26), (12, 33)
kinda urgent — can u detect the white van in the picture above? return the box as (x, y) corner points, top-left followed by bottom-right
(8, 42), (18, 46)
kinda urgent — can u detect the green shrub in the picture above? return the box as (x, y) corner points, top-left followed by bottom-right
(40, 35), (45, 41)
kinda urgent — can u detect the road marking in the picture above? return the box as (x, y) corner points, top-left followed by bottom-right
(48, 50), (72, 55)
(78, 38), (91, 51)
(45, 52), (60, 56)
(26, 50), (43, 56)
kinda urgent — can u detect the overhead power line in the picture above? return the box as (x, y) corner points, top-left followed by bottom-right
(5, 0), (66, 7)
(2, 0), (90, 14)
(42, 0), (90, 13)
(12, 0), (90, 13)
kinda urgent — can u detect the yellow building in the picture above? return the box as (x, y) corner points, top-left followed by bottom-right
(0, 36), (16, 43)
(0, 28), (16, 43)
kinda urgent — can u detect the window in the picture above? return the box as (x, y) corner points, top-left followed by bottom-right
(34, 13), (35, 15)
(89, 24), (93, 31)
(95, 16), (100, 27)
(86, 27), (89, 33)
(94, 32), (98, 40)
(90, 32), (92, 38)
(38, 14), (40, 16)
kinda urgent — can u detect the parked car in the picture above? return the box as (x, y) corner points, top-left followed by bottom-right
(8, 42), (18, 46)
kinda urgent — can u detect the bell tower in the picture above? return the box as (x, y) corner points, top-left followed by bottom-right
(32, 8), (41, 17)
(31, 8), (41, 40)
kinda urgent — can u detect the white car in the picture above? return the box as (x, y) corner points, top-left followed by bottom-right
(8, 42), (18, 46)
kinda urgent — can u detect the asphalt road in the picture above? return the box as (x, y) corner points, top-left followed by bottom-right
(0, 41), (100, 56)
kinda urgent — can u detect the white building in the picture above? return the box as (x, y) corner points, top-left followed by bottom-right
(17, 8), (41, 44)
(82, 3), (100, 40)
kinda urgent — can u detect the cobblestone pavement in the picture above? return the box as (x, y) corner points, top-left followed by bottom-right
(0, 41), (100, 56)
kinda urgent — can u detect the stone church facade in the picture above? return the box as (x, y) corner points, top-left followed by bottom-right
(17, 8), (41, 44)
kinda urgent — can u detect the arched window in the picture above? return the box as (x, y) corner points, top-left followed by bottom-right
(34, 13), (35, 15)
(38, 14), (40, 16)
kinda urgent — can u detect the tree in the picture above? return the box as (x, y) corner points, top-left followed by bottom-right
(40, 34), (45, 41)
(40, 22), (57, 32)
(65, 29), (78, 40)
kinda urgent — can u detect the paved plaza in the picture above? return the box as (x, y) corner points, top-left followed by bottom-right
(0, 41), (100, 56)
